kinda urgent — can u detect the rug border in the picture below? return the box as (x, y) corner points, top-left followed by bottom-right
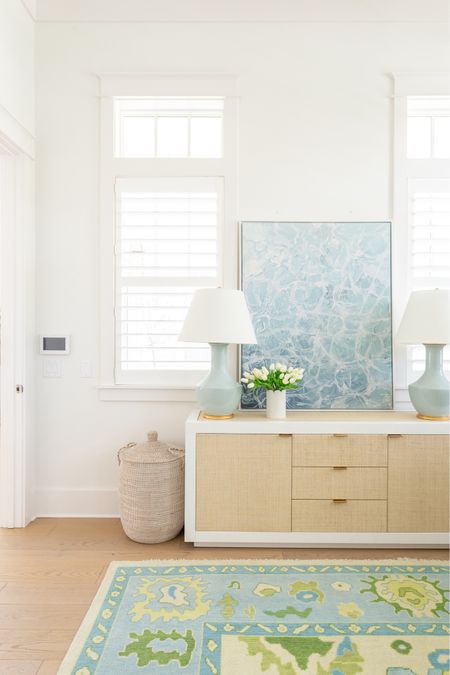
(57, 560), (121, 674)
(56, 557), (449, 674)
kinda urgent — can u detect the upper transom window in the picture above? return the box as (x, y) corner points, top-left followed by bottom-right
(407, 95), (450, 159)
(114, 97), (224, 159)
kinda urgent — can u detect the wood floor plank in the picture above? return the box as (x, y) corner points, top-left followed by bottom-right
(0, 582), (99, 606)
(36, 661), (61, 675)
(0, 629), (74, 660)
(0, 661), (41, 674)
(0, 537), (190, 552)
(0, 605), (88, 630)
(0, 559), (105, 584)
(0, 520), (56, 537)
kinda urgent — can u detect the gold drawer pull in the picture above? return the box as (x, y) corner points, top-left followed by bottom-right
(333, 466), (347, 470)
(388, 434), (403, 438)
(333, 433), (348, 438)
(333, 499), (348, 503)
(278, 433), (292, 438)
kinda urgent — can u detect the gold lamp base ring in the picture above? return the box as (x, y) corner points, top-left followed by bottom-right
(202, 412), (234, 420)
(416, 413), (450, 421)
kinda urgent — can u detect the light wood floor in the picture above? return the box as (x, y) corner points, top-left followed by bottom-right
(0, 518), (447, 674)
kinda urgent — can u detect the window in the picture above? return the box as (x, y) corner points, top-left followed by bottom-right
(99, 75), (237, 395)
(394, 84), (450, 390)
(115, 98), (224, 158)
(115, 177), (223, 383)
(407, 96), (450, 159)
(408, 178), (450, 378)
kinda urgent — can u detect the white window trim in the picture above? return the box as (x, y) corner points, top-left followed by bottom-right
(98, 74), (238, 401)
(392, 72), (450, 408)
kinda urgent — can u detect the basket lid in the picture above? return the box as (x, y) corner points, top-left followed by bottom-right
(118, 431), (184, 464)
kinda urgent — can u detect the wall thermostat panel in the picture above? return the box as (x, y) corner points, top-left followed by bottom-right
(40, 335), (71, 355)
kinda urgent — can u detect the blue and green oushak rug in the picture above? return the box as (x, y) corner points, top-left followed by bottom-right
(58, 559), (449, 674)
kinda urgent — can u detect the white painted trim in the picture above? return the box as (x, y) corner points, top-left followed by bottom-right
(392, 72), (450, 97)
(0, 106), (35, 159)
(0, 147), (33, 528)
(34, 488), (119, 517)
(98, 385), (196, 402)
(0, 153), (18, 527)
(36, 0), (450, 23)
(192, 532), (449, 548)
(99, 74), (238, 390)
(20, 0), (37, 21)
(99, 73), (238, 97)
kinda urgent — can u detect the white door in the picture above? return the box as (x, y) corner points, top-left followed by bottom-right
(0, 139), (32, 527)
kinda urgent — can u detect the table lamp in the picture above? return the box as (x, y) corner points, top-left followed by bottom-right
(179, 288), (257, 419)
(396, 288), (450, 420)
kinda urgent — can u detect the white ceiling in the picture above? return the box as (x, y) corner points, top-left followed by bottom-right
(35, 0), (449, 23)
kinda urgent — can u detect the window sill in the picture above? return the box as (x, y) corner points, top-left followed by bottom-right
(98, 386), (413, 407)
(98, 385), (197, 402)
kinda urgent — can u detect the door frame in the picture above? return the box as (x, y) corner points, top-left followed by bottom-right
(0, 132), (32, 527)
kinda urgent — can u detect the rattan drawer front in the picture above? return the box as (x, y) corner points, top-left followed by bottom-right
(292, 467), (387, 500)
(197, 433), (291, 454)
(292, 500), (387, 532)
(293, 434), (387, 467)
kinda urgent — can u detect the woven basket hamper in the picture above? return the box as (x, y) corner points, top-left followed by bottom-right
(118, 431), (184, 544)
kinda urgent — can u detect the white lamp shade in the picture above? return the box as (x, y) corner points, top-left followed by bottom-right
(179, 288), (257, 344)
(396, 289), (450, 344)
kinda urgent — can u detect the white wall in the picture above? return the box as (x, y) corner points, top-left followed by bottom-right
(35, 6), (449, 515)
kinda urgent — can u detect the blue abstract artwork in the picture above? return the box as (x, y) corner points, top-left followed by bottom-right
(240, 222), (393, 410)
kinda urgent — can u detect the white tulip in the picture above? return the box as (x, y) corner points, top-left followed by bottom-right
(289, 376), (297, 384)
(244, 371), (251, 378)
(248, 382), (255, 388)
(269, 363), (275, 371)
(279, 364), (287, 372)
(282, 376), (290, 385)
(262, 366), (269, 375)
(275, 362), (282, 370)
(261, 373), (268, 381)
(241, 377), (249, 383)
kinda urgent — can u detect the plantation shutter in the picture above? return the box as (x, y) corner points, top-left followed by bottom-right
(115, 176), (223, 385)
(408, 177), (450, 378)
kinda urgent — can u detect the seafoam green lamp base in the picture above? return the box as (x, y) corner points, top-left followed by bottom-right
(197, 343), (242, 418)
(409, 344), (450, 420)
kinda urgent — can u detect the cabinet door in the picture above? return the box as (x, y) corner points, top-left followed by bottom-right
(196, 434), (291, 532)
(388, 435), (449, 532)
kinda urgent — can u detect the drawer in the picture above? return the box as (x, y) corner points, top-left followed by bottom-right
(293, 434), (387, 467)
(196, 433), (291, 454)
(292, 499), (387, 532)
(292, 467), (387, 500)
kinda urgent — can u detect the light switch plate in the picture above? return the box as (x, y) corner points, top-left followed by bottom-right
(80, 360), (93, 378)
(43, 359), (62, 378)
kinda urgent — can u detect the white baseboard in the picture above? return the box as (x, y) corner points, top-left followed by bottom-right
(34, 488), (120, 517)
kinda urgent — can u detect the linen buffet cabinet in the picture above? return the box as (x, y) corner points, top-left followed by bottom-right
(185, 410), (449, 547)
